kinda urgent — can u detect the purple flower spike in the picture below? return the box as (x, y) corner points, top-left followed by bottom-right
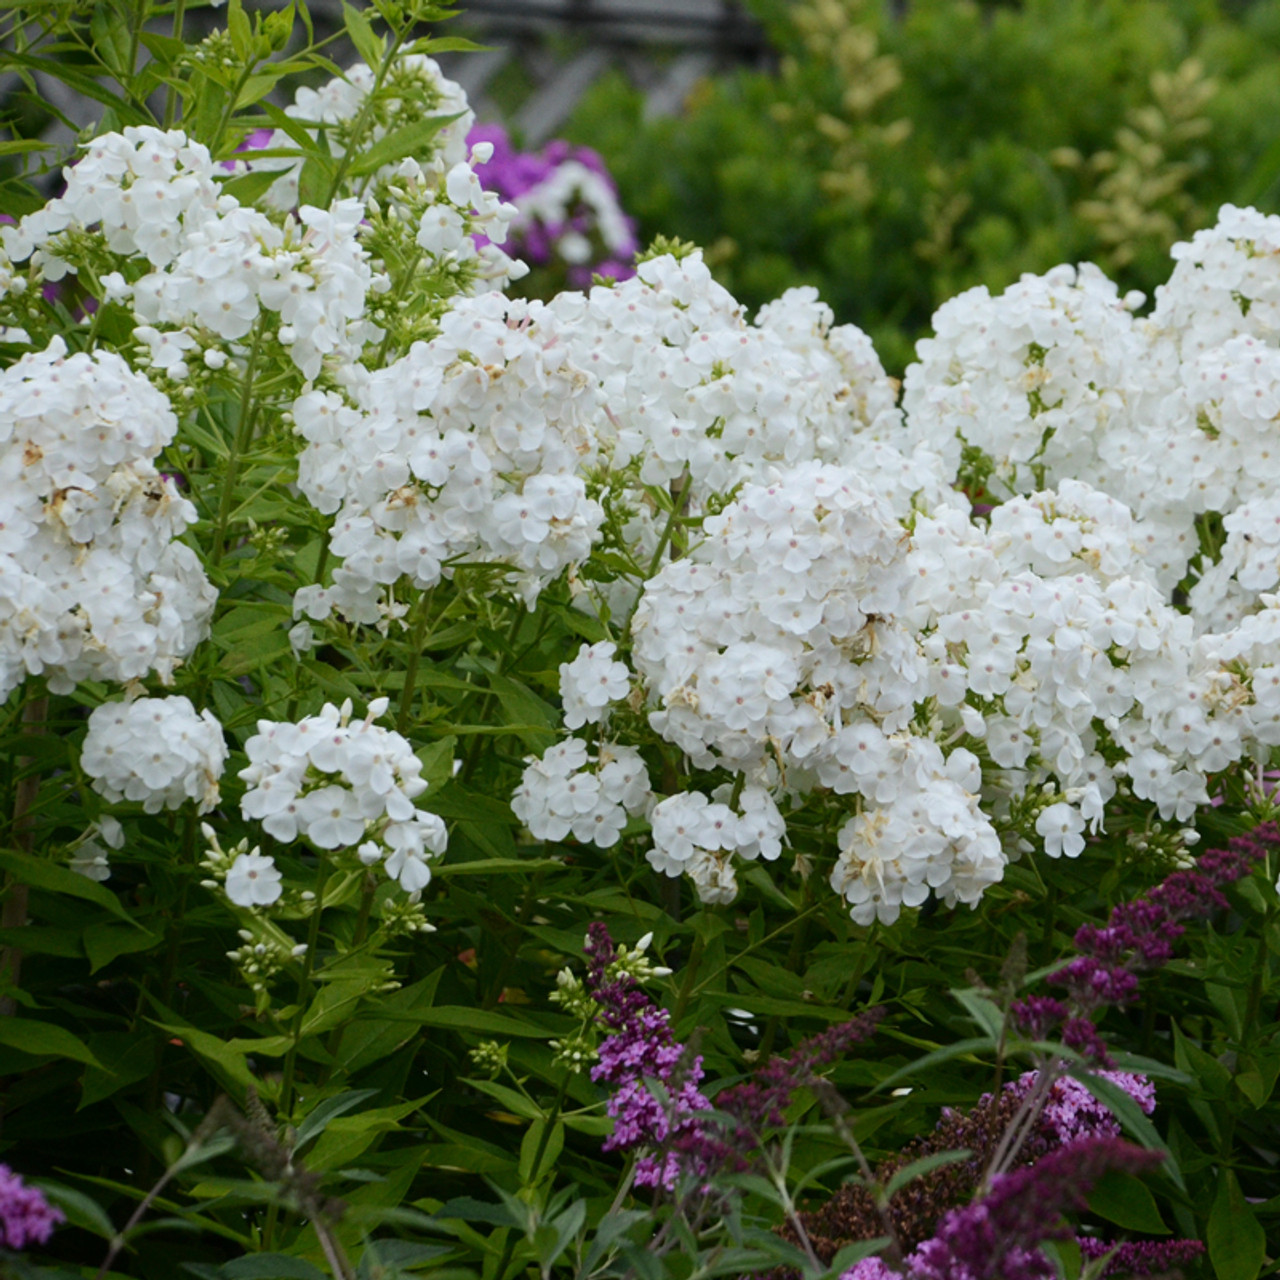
(1077, 1237), (1205, 1277)
(0, 1165), (63, 1251)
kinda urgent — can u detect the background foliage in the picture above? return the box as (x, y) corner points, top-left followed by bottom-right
(566, 0), (1280, 371)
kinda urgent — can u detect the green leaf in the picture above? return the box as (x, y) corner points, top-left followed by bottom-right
(952, 987), (1005, 1039)
(343, 0), (384, 69)
(80, 1032), (155, 1109)
(0, 848), (146, 930)
(0, 1018), (104, 1069)
(519, 1118), (564, 1185)
(1086, 1169), (1169, 1234)
(32, 1180), (116, 1240)
(435, 857), (563, 877)
(219, 164), (289, 206)
(466, 1078), (542, 1121)
(219, 1258), (328, 1279)
(83, 922), (160, 974)
(874, 1037), (998, 1092)
(1068, 1068), (1184, 1191)
(1208, 1169), (1265, 1280)
(413, 1007), (554, 1038)
(307, 1097), (426, 1171)
(883, 1149), (973, 1198)
(293, 1089), (380, 1151)
(348, 113), (464, 177)
(152, 1021), (272, 1100)
(826, 1239), (893, 1278)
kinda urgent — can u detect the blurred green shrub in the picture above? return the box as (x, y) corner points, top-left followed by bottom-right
(567, 0), (1280, 372)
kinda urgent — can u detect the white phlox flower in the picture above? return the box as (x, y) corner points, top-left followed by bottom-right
(559, 641), (631, 728)
(511, 739), (651, 848)
(239, 698), (452, 893)
(82, 696), (227, 814)
(0, 339), (216, 698)
(225, 851), (284, 907)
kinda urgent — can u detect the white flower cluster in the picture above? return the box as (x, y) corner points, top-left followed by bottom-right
(82, 696), (227, 814)
(647, 785), (787, 904)
(1, 127), (222, 274)
(248, 57), (523, 289)
(1188, 495), (1280, 631)
(0, 339), (215, 698)
(632, 462), (925, 773)
(559, 641), (631, 729)
(1, 126), (377, 382)
(292, 291), (606, 621)
(239, 698), (450, 893)
(512, 739), (650, 848)
(830, 741), (1002, 925)
(900, 207), (1280, 595)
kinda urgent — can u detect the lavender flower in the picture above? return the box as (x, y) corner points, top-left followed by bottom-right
(843, 1139), (1165, 1280)
(583, 924), (711, 1189)
(786, 1069), (1153, 1266)
(468, 124), (638, 288)
(0, 1165), (63, 1251)
(1011, 824), (1279, 1060)
(583, 926), (882, 1190)
(1077, 1237), (1205, 1276)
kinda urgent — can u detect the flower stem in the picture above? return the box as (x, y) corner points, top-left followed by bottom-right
(0, 693), (48, 1017)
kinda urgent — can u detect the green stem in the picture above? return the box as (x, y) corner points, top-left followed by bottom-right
(210, 322), (266, 565)
(396, 589), (435, 733)
(163, 0), (188, 126)
(323, 21), (412, 205)
(671, 928), (706, 1026)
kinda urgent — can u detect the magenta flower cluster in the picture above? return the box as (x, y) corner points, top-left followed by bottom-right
(0, 1164), (62, 1252)
(468, 124), (639, 288)
(583, 925), (882, 1189)
(1012, 823), (1278, 1062)
(584, 923), (711, 1190)
(846, 1139), (1166, 1280)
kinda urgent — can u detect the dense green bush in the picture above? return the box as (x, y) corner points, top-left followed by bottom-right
(568, 0), (1280, 371)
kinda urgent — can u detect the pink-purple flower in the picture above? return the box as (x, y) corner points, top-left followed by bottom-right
(0, 1165), (62, 1251)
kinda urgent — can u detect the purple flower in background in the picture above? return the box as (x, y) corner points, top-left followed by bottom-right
(844, 1139), (1165, 1280)
(0, 1165), (63, 1251)
(468, 124), (638, 287)
(223, 126), (275, 171)
(1077, 1237), (1205, 1276)
(1011, 824), (1279, 1059)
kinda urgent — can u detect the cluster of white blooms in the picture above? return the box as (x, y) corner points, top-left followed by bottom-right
(1150, 203), (1280, 355)
(830, 742), (1003, 925)
(899, 207), (1280, 595)
(1, 127), (222, 274)
(565, 256), (942, 511)
(559, 641), (631, 729)
(256, 55), (473, 205)
(130, 196), (377, 381)
(82, 696), (227, 813)
(0, 339), (215, 697)
(901, 263), (1148, 497)
(1188, 496), (1280, 630)
(239, 698), (450, 893)
(512, 739), (651, 848)
(632, 462), (925, 773)
(247, 57), (523, 289)
(645, 785), (787, 904)
(1, 126), (378, 382)
(292, 291), (606, 621)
